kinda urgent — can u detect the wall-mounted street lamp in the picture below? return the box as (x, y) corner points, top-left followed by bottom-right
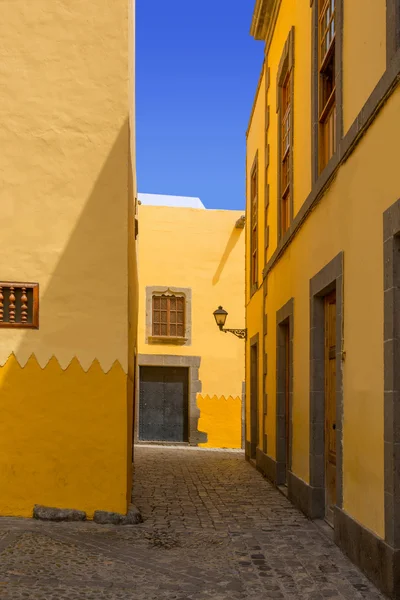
(213, 306), (247, 340)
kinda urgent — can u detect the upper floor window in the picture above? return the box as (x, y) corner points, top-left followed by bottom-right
(250, 157), (258, 289)
(319, 0), (336, 171)
(277, 27), (294, 240)
(152, 293), (185, 338)
(280, 72), (291, 236)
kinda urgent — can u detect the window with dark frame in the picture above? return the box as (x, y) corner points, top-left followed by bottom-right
(318, 0), (336, 172)
(152, 294), (185, 338)
(280, 71), (291, 237)
(250, 158), (258, 289)
(0, 282), (39, 328)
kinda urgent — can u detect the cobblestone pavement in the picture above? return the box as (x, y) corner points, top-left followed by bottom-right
(0, 445), (386, 599)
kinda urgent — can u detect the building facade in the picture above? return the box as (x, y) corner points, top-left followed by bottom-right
(137, 195), (245, 449)
(0, 0), (137, 517)
(245, 0), (400, 596)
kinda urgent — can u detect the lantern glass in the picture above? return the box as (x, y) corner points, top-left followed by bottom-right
(213, 306), (228, 329)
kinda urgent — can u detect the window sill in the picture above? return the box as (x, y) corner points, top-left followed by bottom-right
(148, 336), (188, 346)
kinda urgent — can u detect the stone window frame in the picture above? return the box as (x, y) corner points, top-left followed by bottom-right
(386, 0), (400, 65)
(311, 0), (344, 183)
(309, 252), (344, 519)
(276, 298), (294, 485)
(383, 198), (400, 550)
(276, 27), (295, 242)
(145, 286), (192, 346)
(135, 354), (206, 446)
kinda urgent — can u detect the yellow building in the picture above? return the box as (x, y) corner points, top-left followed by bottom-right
(246, 0), (400, 595)
(137, 194), (245, 449)
(0, 0), (137, 518)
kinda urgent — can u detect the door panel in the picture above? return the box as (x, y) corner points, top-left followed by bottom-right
(139, 366), (188, 442)
(250, 344), (258, 459)
(285, 325), (290, 482)
(324, 291), (337, 523)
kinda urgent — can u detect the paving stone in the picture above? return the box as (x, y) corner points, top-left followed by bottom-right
(0, 446), (388, 599)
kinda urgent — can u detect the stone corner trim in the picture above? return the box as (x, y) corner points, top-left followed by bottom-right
(93, 504), (143, 526)
(33, 504), (86, 522)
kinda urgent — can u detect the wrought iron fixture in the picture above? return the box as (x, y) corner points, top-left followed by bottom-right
(213, 306), (247, 340)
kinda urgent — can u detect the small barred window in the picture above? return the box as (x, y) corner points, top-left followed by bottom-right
(0, 283), (39, 328)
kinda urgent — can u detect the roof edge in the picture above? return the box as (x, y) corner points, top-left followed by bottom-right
(250, 0), (278, 41)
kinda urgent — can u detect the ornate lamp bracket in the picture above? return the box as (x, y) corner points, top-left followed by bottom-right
(222, 328), (247, 340)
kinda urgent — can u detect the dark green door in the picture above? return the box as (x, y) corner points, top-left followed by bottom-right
(139, 366), (189, 442)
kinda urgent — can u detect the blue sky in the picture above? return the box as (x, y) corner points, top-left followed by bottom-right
(136, 1), (264, 210)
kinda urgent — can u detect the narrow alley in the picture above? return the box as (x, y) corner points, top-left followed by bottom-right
(0, 446), (385, 600)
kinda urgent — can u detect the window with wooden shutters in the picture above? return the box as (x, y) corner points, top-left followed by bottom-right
(319, 0), (336, 171)
(277, 27), (294, 241)
(0, 282), (39, 328)
(250, 156), (258, 290)
(152, 294), (185, 338)
(280, 72), (291, 237)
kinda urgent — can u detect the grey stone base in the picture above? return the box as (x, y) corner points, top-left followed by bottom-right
(254, 452), (325, 519)
(256, 448), (277, 484)
(287, 471), (325, 519)
(245, 440), (251, 460)
(33, 504), (86, 522)
(334, 507), (400, 599)
(93, 504), (143, 526)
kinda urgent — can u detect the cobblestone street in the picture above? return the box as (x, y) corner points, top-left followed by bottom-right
(0, 446), (386, 599)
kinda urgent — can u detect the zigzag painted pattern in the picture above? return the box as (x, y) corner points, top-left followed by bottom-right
(0, 353), (126, 374)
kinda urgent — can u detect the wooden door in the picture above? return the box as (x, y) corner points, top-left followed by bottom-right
(285, 326), (290, 482)
(139, 366), (188, 442)
(250, 343), (259, 459)
(324, 291), (337, 524)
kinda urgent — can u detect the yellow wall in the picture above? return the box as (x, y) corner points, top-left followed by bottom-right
(0, 0), (136, 515)
(249, 87), (400, 538)
(343, 0), (386, 134)
(246, 0), (397, 539)
(197, 395), (242, 449)
(0, 356), (128, 517)
(245, 65), (267, 448)
(137, 205), (245, 448)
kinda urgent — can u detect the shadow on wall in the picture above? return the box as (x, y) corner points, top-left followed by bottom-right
(0, 119), (133, 517)
(212, 226), (243, 286)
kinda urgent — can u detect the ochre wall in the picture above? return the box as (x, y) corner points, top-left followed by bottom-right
(244, 288), (264, 444)
(0, 356), (128, 517)
(246, 0), (395, 539)
(252, 89), (400, 538)
(197, 395), (242, 449)
(137, 206), (245, 448)
(343, 0), (386, 133)
(245, 63), (267, 449)
(0, 0), (136, 516)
